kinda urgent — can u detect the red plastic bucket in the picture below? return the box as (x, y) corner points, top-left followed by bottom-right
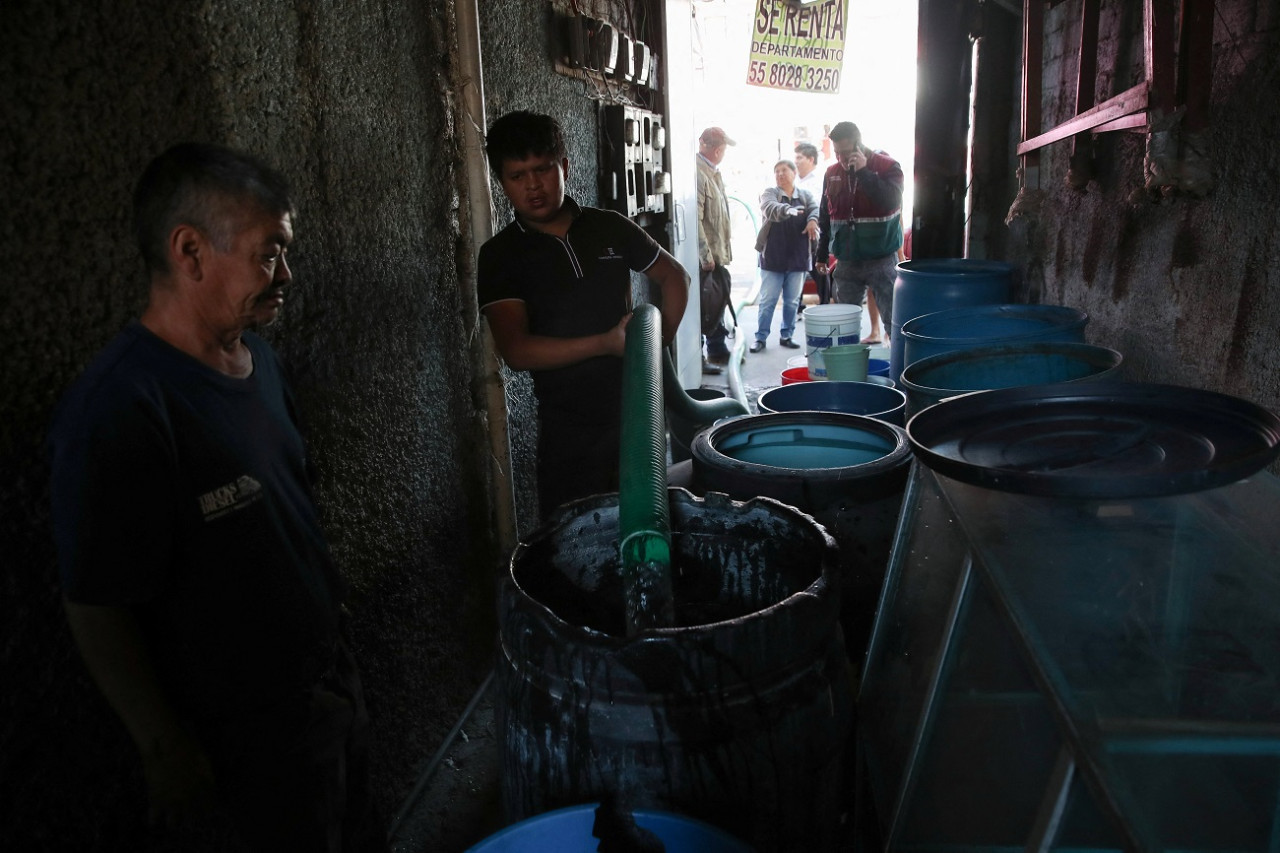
(781, 367), (812, 385)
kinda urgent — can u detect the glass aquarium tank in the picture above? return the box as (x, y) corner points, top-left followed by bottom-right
(857, 382), (1280, 851)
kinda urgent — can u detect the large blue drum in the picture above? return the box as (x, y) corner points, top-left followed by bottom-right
(890, 259), (1012, 382)
(690, 412), (913, 664)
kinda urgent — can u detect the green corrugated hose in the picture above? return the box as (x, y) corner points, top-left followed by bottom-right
(618, 304), (675, 635)
(661, 349), (749, 425)
(618, 305), (749, 635)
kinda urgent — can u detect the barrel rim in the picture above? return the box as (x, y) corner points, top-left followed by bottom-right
(506, 487), (841, 643)
(756, 381), (908, 420)
(692, 410), (912, 478)
(899, 340), (1124, 397)
(895, 258), (1015, 277)
(900, 303), (1089, 346)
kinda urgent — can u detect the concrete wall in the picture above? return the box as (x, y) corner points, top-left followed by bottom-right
(1, 1), (502, 847)
(1003, 0), (1280, 415)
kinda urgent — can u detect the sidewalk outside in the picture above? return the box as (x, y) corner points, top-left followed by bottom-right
(698, 260), (890, 412)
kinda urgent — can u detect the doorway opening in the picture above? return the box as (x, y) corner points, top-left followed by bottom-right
(689, 0), (918, 271)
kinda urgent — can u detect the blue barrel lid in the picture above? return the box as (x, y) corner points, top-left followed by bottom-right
(906, 382), (1280, 498)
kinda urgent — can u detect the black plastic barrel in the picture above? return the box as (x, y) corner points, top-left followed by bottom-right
(498, 487), (853, 851)
(891, 259), (1013, 382)
(689, 412), (912, 664)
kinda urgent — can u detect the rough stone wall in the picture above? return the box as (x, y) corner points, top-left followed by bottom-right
(1, 1), (498, 848)
(1007, 0), (1280, 416)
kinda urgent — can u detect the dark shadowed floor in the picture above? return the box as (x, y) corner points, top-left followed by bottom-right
(390, 677), (503, 852)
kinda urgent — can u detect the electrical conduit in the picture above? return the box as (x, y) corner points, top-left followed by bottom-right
(455, 0), (518, 557)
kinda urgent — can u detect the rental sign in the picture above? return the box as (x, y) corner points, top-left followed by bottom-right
(746, 0), (848, 95)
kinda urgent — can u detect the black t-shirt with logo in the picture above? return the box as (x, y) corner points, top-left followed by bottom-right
(50, 321), (342, 725)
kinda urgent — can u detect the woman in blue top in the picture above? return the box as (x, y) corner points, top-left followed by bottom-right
(751, 159), (819, 353)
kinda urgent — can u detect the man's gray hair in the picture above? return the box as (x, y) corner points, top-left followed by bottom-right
(133, 143), (295, 274)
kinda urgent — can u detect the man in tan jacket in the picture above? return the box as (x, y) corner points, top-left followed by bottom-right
(696, 126), (735, 372)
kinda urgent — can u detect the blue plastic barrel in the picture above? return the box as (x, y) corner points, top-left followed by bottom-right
(466, 803), (753, 852)
(689, 412), (912, 664)
(902, 304), (1088, 369)
(899, 341), (1124, 417)
(891, 259), (1013, 382)
(757, 380), (907, 426)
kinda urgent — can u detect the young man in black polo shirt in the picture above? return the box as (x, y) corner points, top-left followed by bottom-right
(477, 111), (690, 517)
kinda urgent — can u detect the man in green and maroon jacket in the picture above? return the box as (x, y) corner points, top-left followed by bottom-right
(815, 121), (904, 328)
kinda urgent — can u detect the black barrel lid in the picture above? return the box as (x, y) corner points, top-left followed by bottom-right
(906, 382), (1280, 497)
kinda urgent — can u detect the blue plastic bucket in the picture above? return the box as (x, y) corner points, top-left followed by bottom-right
(901, 303), (1088, 369)
(467, 803), (753, 852)
(891, 259), (1012, 382)
(757, 380), (908, 426)
(868, 357), (890, 378)
(899, 341), (1124, 417)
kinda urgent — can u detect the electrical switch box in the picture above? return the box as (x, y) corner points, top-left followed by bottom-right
(633, 42), (651, 86)
(613, 35), (634, 82)
(590, 21), (618, 74)
(603, 105), (669, 219)
(560, 14), (587, 69)
(551, 4), (661, 101)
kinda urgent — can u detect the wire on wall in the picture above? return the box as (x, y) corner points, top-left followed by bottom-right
(548, 0), (662, 108)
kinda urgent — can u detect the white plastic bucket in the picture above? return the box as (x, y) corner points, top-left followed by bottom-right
(804, 304), (863, 379)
